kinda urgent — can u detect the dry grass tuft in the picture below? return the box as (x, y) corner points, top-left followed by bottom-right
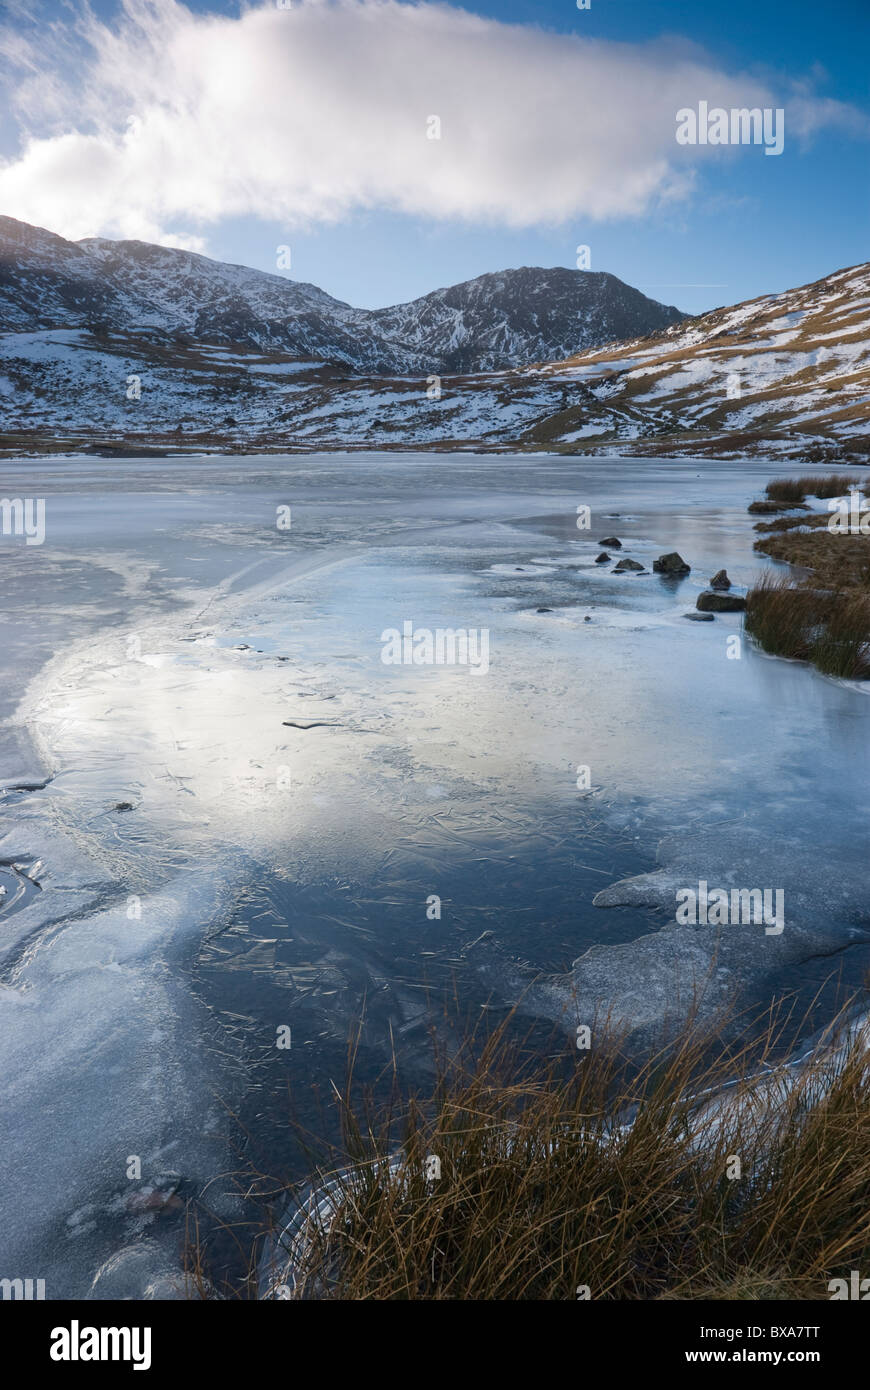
(745, 573), (870, 677)
(763, 475), (862, 504)
(248, 1006), (870, 1301)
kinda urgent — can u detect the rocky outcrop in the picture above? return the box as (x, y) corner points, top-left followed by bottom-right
(653, 552), (691, 574)
(696, 591), (746, 612)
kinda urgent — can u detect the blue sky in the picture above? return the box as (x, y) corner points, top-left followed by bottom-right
(0, 0), (866, 314)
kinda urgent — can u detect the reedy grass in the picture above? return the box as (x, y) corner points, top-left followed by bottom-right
(764, 475), (862, 503)
(744, 575), (827, 663)
(746, 466), (870, 677)
(810, 588), (870, 677)
(745, 573), (870, 677)
(251, 1003), (870, 1301)
(764, 478), (812, 503)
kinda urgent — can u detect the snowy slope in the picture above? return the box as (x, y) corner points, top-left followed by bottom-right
(368, 267), (683, 373)
(0, 217), (866, 462)
(0, 328), (584, 448)
(522, 262), (870, 460)
(0, 217), (685, 376)
(0, 218), (165, 333)
(77, 235), (415, 373)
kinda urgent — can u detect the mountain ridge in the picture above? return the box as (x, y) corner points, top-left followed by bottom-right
(0, 215), (685, 375)
(0, 216), (866, 465)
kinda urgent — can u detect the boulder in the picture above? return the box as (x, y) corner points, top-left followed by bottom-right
(684, 611), (715, 622)
(595, 552), (610, 564)
(696, 590), (746, 612)
(653, 552), (691, 575)
(710, 569), (732, 590)
(613, 558), (645, 572)
(598, 536), (621, 548)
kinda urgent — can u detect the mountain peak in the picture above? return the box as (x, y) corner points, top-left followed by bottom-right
(370, 264), (684, 373)
(0, 217), (686, 373)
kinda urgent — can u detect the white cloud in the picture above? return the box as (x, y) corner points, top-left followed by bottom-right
(0, 0), (864, 246)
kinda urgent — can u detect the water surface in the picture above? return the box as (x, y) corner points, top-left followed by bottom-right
(1, 452), (867, 1297)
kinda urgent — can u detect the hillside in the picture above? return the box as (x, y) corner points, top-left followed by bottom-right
(526, 262), (870, 462)
(0, 218), (866, 463)
(365, 267), (683, 373)
(0, 216), (683, 378)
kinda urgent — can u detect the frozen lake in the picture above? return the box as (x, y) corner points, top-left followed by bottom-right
(1, 451), (868, 1298)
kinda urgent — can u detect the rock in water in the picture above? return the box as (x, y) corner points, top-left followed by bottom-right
(613, 558), (645, 572)
(598, 536), (621, 548)
(595, 552), (610, 564)
(653, 552), (691, 574)
(684, 611), (715, 621)
(696, 591), (746, 612)
(710, 569), (732, 590)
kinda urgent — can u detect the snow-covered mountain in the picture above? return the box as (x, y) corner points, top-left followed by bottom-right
(0, 218), (164, 335)
(0, 216), (683, 375)
(0, 217), (866, 464)
(522, 261), (870, 462)
(366, 267), (684, 373)
(75, 234), (414, 374)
